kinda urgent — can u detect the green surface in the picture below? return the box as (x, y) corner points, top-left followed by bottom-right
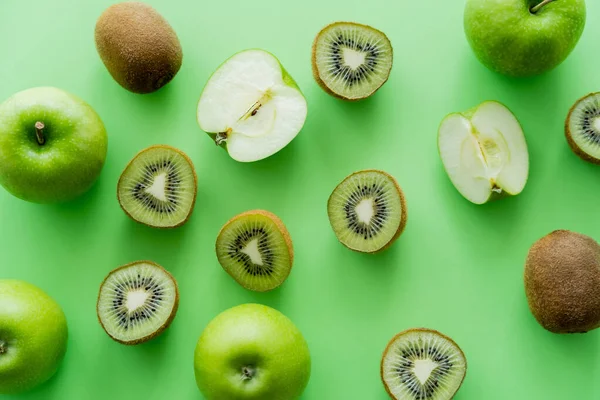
(0, 0), (599, 398)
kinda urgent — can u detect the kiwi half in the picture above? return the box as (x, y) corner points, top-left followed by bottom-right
(216, 210), (293, 292)
(381, 328), (467, 400)
(565, 92), (600, 164)
(97, 261), (179, 345)
(118, 145), (197, 229)
(327, 170), (407, 253)
(312, 21), (393, 101)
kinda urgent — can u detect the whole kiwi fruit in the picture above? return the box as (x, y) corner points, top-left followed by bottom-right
(524, 230), (600, 334)
(95, 2), (183, 94)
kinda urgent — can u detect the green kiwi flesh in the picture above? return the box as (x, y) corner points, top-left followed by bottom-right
(381, 328), (467, 400)
(118, 145), (197, 229)
(327, 170), (407, 253)
(565, 92), (600, 164)
(312, 21), (393, 100)
(216, 210), (293, 292)
(97, 261), (179, 345)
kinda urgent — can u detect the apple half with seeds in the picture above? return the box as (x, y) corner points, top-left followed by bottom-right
(438, 101), (529, 205)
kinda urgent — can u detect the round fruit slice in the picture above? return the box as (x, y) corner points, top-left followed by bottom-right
(312, 21), (393, 100)
(216, 210), (293, 292)
(327, 170), (407, 253)
(565, 92), (600, 164)
(97, 261), (179, 345)
(381, 328), (467, 400)
(118, 145), (197, 228)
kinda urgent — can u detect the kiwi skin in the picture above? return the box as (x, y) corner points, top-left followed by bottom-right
(96, 260), (180, 345)
(95, 2), (183, 94)
(380, 328), (467, 400)
(328, 169), (407, 254)
(216, 210), (294, 292)
(117, 144), (198, 229)
(525, 230), (600, 334)
(565, 92), (600, 165)
(311, 21), (393, 102)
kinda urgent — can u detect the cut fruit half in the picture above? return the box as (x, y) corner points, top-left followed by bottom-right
(438, 101), (529, 205)
(565, 92), (600, 164)
(97, 261), (179, 345)
(327, 170), (407, 253)
(312, 21), (393, 100)
(197, 49), (307, 162)
(216, 210), (293, 292)
(117, 145), (197, 228)
(381, 328), (467, 400)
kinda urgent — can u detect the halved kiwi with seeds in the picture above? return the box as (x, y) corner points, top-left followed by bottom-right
(216, 210), (293, 292)
(381, 328), (467, 400)
(312, 21), (393, 101)
(118, 145), (197, 228)
(565, 92), (600, 164)
(97, 261), (179, 345)
(327, 170), (407, 253)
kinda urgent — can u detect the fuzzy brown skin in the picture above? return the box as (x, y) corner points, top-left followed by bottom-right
(525, 230), (600, 334)
(311, 21), (393, 101)
(216, 210), (293, 292)
(565, 93), (600, 165)
(96, 260), (180, 345)
(327, 169), (407, 254)
(95, 2), (182, 94)
(117, 144), (198, 229)
(380, 328), (467, 400)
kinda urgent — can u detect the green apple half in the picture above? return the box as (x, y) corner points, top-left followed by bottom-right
(0, 280), (68, 394)
(194, 303), (311, 400)
(438, 101), (529, 205)
(197, 49), (307, 162)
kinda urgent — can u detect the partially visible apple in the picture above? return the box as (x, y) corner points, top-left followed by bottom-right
(194, 303), (311, 400)
(0, 87), (108, 203)
(0, 280), (68, 394)
(464, 0), (586, 77)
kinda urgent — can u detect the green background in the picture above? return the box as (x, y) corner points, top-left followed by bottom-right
(1, 0), (599, 398)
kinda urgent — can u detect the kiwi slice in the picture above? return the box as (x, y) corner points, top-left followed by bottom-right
(312, 21), (393, 101)
(327, 170), (407, 253)
(118, 145), (197, 228)
(381, 328), (467, 400)
(216, 210), (293, 292)
(97, 261), (179, 345)
(565, 92), (600, 164)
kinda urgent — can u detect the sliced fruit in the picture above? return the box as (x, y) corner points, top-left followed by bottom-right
(97, 261), (179, 345)
(438, 101), (529, 205)
(117, 145), (197, 228)
(327, 170), (407, 253)
(565, 92), (600, 164)
(197, 49), (307, 162)
(381, 328), (467, 400)
(312, 21), (393, 100)
(216, 210), (293, 292)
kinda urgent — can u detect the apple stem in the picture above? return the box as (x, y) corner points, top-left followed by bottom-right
(241, 366), (255, 380)
(530, 0), (555, 13)
(35, 121), (46, 145)
(0, 341), (5, 354)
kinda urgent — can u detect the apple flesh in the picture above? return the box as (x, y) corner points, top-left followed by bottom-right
(438, 101), (529, 204)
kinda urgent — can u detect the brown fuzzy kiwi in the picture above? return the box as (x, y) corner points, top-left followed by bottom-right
(96, 260), (179, 345)
(524, 230), (600, 334)
(95, 2), (183, 94)
(311, 21), (393, 101)
(117, 145), (198, 229)
(565, 92), (600, 165)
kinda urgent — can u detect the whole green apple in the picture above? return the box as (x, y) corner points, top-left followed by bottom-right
(194, 304), (311, 400)
(0, 87), (108, 203)
(464, 0), (586, 77)
(0, 280), (68, 394)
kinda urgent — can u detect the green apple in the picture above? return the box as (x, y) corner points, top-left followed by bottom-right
(194, 304), (311, 400)
(464, 0), (586, 77)
(197, 49), (307, 162)
(0, 87), (108, 203)
(0, 280), (68, 394)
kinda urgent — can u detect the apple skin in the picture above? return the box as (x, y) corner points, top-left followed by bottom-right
(0, 280), (68, 394)
(464, 0), (586, 77)
(0, 87), (108, 203)
(194, 304), (311, 400)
